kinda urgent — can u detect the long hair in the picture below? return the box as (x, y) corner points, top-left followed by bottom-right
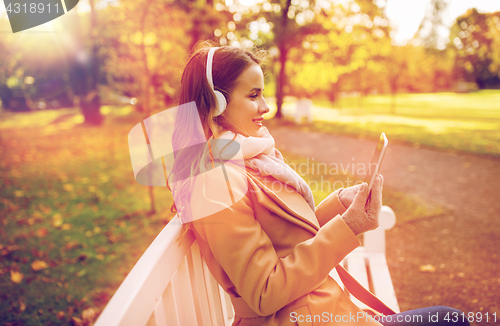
(169, 41), (268, 230)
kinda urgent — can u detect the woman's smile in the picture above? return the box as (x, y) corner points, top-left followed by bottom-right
(252, 118), (263, 126)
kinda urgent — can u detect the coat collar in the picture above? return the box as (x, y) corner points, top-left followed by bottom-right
(242, 168), (320, 233)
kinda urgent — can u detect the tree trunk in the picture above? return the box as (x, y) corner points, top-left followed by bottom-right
(390, 92), (397, 115)
(275, 44), (288, 120)
(83, 0), (103, 125)
(141, 0), (156, 216)
(274, 0), (292, 120)
(189, 16), (201, 53)
(81, 90), (103, 125)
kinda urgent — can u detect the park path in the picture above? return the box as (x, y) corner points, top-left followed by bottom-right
(268, 124), (500, 320)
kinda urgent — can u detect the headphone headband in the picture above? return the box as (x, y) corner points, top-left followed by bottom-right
(206, 47), (218, 91)
(206, 47), (227, 117)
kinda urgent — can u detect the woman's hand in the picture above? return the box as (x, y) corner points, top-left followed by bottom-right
(341, 174), (383, 236)
(338, 184), (364, 209)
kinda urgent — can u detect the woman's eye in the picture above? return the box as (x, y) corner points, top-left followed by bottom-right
(250, 94), (258, 99)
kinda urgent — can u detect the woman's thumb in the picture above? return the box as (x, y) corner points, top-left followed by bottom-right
(351, 182), (369, 207)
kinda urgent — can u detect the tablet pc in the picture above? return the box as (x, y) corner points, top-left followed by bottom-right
(364, 132), (388, 193)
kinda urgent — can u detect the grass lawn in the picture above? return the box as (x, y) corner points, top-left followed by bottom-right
(0, 106), (446, 325)
(265, 90), (500, 157)
(0, 107), (174, 325)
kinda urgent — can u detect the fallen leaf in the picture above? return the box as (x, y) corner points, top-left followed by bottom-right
(107, 234), (117, 243)
(19, 301), (26, 313)
(76, 269), (87, 277)
(63, 184), (74, 192)
(10, 270), (24, 284)
(419, 264), (436, 273)
(56, 311), (65, 320)
(65, 241), (80, 250)
(62, 224), (72, 230)
(31, 260), (48, 271)
(53, 219), (63, 228)
(71, 316), (84, 326)
(37, 227), (48, 238)
(7, 245), (20, 251)
(99, 174), (109, 183)
(82, 307), (96, 323)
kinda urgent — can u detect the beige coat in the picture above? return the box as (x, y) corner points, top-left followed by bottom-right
(190, 165), (384, 326)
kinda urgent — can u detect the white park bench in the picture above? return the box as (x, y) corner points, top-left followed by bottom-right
(94, 206), (400, 326)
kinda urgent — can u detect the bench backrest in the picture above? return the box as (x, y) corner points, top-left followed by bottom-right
(95, 206), (397, 326)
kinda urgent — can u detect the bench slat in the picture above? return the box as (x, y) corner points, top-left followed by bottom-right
(172, 256), (199, 325)
(346, 249), (370, 310)
(203, 260), (225, 326)
(162, 283), (180, 326)
(146, 313), (156, 326)
(218, 285), (234, 326)
(367, 253), (400, 313)
(221, 287), (234, 322)
(189, 242), (214, 326)
(154, 296), (168, 326)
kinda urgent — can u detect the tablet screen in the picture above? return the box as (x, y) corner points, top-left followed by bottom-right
(364, 132), (388, 192)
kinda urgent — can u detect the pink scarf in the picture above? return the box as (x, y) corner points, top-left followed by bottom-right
(211, 127), (315, 212)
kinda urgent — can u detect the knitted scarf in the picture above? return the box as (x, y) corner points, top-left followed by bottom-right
(210, 127), (315, 212)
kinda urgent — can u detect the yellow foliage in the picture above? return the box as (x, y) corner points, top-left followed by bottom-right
(31, 260), (48, 271)
(10, 271), (24, 283)
(63, 184), (74, 192)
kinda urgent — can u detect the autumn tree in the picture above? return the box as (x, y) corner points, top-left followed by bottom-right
(224, 0), (393, 118)
(0, 17), (76, 112)
(450, 9), (500, 89)
(61, 1), (105, 125)
(284, 0), (392, 107)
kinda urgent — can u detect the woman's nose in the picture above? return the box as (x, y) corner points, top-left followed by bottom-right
(260, 98), (270, 114)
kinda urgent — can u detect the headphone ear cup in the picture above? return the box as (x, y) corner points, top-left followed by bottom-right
(214, 90), (227, 116)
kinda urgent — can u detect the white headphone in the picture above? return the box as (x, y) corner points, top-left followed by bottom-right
(206, 47), (227, 117)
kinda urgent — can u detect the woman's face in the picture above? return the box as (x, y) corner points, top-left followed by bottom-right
(222, 63), (270, 137)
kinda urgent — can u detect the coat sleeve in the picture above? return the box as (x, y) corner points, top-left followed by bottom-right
(315, 188), (348, 227)
(190, 167), (360, 316)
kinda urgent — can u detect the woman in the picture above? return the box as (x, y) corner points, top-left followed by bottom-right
(169, 42), (470, 326)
